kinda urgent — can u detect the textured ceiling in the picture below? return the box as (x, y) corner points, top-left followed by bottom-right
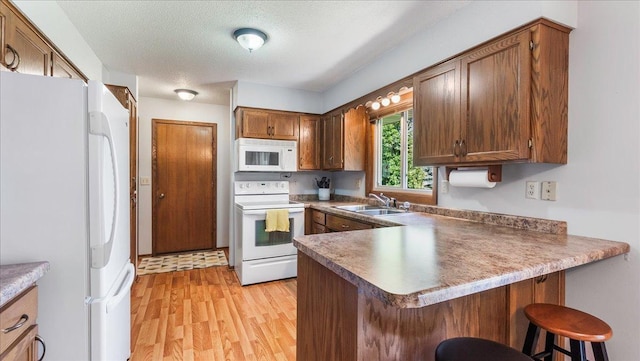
(56, 1), (471, 105)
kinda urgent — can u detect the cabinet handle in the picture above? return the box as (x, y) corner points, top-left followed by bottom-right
(453, 140), (460, 157)
(4, 45), (21, 70)
(2, 314), (28, 333)
(36, 335), (46, 361)
(535, 274), (548, 283)
(341, 224), (350, 228)
(460, 139), (467, 156)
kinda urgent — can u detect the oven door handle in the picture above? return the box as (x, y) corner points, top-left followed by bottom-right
(241, 208), (305, 215)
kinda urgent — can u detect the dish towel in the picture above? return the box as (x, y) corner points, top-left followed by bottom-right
(265, 209), (290, 232)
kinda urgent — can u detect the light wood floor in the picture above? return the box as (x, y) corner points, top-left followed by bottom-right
(130, 261), (297, 360)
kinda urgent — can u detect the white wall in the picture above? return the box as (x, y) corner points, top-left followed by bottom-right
(14, 1), (103, 81)
(138, 97), (231, 254)
(235, 81), (323, 114)
(328, 1), (639, 359)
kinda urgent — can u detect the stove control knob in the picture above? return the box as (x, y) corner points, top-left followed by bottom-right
(246, 183), (251, 188)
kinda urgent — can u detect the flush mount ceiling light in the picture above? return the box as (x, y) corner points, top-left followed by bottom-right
(233, 28), (268, 52)
(174, 89), (198, 101)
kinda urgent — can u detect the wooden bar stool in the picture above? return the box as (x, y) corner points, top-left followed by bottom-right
(522, 303), (612, 361)
(436, 337), (533, 361)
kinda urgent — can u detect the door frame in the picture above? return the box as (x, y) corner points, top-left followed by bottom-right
(151, 118), (217, 255)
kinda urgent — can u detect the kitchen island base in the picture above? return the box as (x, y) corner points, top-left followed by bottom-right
(296, 253), (564, 361)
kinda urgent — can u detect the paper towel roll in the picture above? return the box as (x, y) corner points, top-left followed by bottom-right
(449, 169), (497, 188)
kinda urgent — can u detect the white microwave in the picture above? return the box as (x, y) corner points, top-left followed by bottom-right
(235, 138), (297, 172)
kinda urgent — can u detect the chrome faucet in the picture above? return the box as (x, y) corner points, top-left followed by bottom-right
(369, 193), (391, 207)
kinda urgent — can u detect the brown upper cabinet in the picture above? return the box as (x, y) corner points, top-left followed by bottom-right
(1, 0), (86, 80)
(322, 106), (366, 171)
(413, 19), (570, 167)
(236, 107), (299, 140)
(298, 114), (322, 170)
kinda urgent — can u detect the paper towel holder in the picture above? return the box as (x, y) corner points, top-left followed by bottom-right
(445, 165), (502, 182)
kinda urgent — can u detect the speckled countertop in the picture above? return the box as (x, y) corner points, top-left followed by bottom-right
(293, 199), (630, 308)
(0, 262), (50, 307)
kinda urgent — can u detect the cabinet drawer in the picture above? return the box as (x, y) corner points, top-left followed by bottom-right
(311, 210), (325, 225)
(326, 214), (373, 232)
(0, 286), (37, 353)
(311, 222), (326, 234)
(0, 324), (37, 361)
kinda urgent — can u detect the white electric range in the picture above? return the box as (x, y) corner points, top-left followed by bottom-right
(233, 181), (304, 285)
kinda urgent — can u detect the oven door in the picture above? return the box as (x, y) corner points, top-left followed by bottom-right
(240, 208), (304, 260)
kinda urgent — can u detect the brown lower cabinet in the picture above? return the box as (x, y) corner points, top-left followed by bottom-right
(0, 286), (41, 361)
(297, 253), (564, 361)
(307, 209), (374, 234)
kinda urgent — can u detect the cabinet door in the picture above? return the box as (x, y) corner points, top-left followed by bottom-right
(460, 30), (531, 163)
(343, 107), (366, 171)
(269, 112), (299, 140)
(2, 4), (51, 76)
(299, 115), (321, 170)
(322, 112), (343, 170)
(241, 109), (271, 139)
(413, 58), (461, 166)
(52, 52), (84, 80)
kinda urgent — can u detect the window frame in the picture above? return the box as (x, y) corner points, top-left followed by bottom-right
(365, 95), (438, 206)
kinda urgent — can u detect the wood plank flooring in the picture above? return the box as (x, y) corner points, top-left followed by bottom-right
(130, 262), (297, 360)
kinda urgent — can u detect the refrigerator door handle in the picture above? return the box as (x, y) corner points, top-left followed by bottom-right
(85, 262), (134, 311)
(106, 262), (135, 313)
(89, 111), (119, 269)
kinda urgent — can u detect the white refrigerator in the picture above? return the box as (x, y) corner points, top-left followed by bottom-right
(0, 72), (135, 361)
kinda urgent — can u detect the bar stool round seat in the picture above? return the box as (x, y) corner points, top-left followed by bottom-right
(436, 337), (533, 361)
(522, 303), (612, 361)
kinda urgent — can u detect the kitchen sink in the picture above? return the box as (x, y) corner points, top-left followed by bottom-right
(334, 204), (407, 216)
(334, 204), (383, 211)
(355, 208), (405, 216)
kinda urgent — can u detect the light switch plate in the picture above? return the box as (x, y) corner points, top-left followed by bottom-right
(140, 177), (151, 185)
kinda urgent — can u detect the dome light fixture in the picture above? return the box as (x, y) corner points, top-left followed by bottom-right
(233, 28), (268, 52)
(380, 97), (391, 107)
(371, 101), (381, 110)
(390, 93), (401, 104)
(174, 89), (198, 101)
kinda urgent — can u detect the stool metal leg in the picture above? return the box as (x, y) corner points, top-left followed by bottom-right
(592, 342), (610, 361)
(569, 339), (587, 361)
(522, 322), (540, 357)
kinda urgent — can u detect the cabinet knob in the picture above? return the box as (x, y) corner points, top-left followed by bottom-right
(159, 193), (165, 199)
(460, 139), (467, 156)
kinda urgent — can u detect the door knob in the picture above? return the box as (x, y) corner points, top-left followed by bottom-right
(159, 193), (165, 199)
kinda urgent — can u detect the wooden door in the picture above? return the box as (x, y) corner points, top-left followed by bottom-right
(460, 30), (531, 163)
(241, 109), (270, 138)
(298, 115), (321, 170)
(413, 58), (461, 166)
(269, 112), (299, 140)
(152, 119), (217, 255)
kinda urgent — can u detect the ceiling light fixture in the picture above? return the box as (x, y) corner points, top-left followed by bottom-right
(174, 89), (198, 101)
(380, 97), (391, 107)
(233, 28), (268, 52)
(371, 100), (381, 110)
(390, 93), (401, 104)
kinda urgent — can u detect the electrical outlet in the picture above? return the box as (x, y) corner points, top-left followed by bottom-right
(541, 181), (557, 201)
(355, 179), (361, 187)
(140, 177), (151, 185)
(525, 181), (539, 199)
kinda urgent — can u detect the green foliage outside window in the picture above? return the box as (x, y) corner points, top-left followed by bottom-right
(379, 109), (433, 190)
